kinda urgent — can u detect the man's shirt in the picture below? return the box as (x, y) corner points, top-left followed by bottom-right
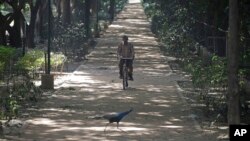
(117, 42), (135, 58)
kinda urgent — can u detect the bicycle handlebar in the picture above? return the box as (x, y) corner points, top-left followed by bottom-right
(120, 57), (133, 60)
(117, 54), (134, 60)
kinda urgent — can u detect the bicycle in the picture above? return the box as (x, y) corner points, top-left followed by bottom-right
(120, 58), (133, 90)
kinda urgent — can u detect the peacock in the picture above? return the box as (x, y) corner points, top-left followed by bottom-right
(89, 108), (133, 132)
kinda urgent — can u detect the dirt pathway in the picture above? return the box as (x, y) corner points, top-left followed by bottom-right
(5, 1), (221, 141)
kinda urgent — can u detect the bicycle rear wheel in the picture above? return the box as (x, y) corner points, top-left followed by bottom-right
(122, 65), (128, 90)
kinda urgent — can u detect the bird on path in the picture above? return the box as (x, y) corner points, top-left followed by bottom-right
(89, 108), (133, 132)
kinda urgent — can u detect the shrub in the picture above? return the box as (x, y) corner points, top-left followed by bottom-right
(16, 50), (66, 72)
(50, 52), (67, 70)
(17, 49), (44, 71)
(53, 22), (86, 52)
(0, 45), (16, 69)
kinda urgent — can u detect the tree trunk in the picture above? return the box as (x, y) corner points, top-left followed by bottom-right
(37, 3), (45, 42)
(85, 0), (91, 38)
(91, 0), (98, 14)
(10, 10), (22, 48)
(5, 0), (26, 48)
(62, 0), (71, 25)
(0, 13), (7, 45)
(0, 13), (14, 46)
(27, 0), (42, 48)
(109, 0), (115, 22)
(0, 29), (6, 45)
(54, 0), (62, 20)
(227, 0), (240, 125)
(71, 0), (84, 22)
(0, 121), (3, 137)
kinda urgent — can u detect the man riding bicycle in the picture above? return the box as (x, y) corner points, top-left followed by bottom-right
(117, 35), (135, 81)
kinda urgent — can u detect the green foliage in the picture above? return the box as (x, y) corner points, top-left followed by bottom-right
(241, 47), (250, 67)
(50, 52), (67, 68)
(143, 1), (160, 18)
(182, 55), (228, 119)
(238, 69), (247, 89)
(98, 0), (128, 20)
(99, 0), (111, 20)
(0, 80), (42, 120)
(143, 0), (197, 58)
(17, 49), (44, 71)
(0, 3), (13, 15)
(184, 55), (227, 89)
(0, 97), (18, 119)
(0, 45), (15, 63)
(142, 0), (250, 102)
(0, 46), (16, 74)
(4, 96), (18, 119)
(116, 0), (128, 12)
(53, 22), (86, 51)
(16, 49), (66, 72)
(0, 62), (4, 73)
(209, 56), (227, 86)
(12, 80), (42, 101)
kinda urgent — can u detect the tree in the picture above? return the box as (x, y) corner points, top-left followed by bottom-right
(54, 0), (62, 20)
(109, 0), (115, 22)
(71, 0), (85, 22)
(26, 0), (42, 48)
(227, 0), (240, 124)
(85, 0), (91, 38)
(0, 12), (13, 46)
(5, 0), (26, 48)
(36, 1), (49, 43)
(62, 0), (71, 25)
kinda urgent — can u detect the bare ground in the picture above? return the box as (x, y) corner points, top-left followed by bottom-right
(2, 1), (228, 141)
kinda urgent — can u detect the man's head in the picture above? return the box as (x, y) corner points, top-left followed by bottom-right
(122, 35), (128, 44)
